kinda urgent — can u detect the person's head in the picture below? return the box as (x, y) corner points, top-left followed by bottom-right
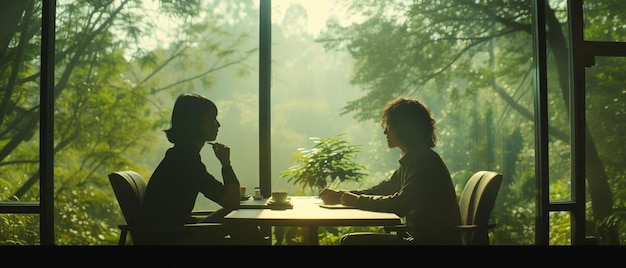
(381, 97), (438, 150)
(165, 93), (220, 144)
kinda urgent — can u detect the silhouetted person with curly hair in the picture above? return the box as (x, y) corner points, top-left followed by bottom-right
(320, 97), (462, 245)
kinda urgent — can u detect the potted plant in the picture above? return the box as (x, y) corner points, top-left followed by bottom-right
(277, 134), (368, 245)
(280, 134), (367, 194)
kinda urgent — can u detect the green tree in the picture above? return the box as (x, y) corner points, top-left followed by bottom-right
(0, 0), (257, 244)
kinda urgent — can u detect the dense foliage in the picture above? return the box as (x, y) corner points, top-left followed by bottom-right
(316, 0), (626, 245)
(0, 0), (623, 246)
(0, 0), (256, 245)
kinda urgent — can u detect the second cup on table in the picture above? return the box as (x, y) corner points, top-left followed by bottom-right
(253, 187), (262, 200)
(240, 186), (247, 198)
(271, 191), (288, 204)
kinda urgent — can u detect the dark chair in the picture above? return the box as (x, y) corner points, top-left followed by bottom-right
(385, 170), (502, 245)
(456, 170), (502, 245)
(108, 170), (219, 245)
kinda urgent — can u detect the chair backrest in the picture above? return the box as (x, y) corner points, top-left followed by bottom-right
(108, 170), (147, 228)
(458, 170), (503, 245)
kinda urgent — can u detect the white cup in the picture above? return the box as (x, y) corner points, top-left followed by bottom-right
(240, 186), (247, 198)
(254, 187), (261, 199)
(271, 191), (288, 204)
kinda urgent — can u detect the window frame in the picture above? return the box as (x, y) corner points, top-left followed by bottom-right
(2, 0), (624, 246)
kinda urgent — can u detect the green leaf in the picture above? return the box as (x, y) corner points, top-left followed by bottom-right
(280, 134), (367, 192)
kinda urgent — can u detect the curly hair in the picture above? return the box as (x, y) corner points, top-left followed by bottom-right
(381, 97), (438, 148)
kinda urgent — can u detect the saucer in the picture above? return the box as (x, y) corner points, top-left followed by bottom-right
(266, 200), (289, 205)
(240, 195), (251, 201)
(265, 199), (293, 209)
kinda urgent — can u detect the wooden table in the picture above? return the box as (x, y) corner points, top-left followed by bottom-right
(224, 196), (402, 245)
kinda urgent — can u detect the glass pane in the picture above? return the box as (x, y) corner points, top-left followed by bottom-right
(547, 0), (572, 202)
(549, 211), (571, 245)
(271, 0), (535, 245)
(0, 214), (40, 245)
(585, 56), (626, 245)
(583, 0), (626, 42)
(270, 0), (381, 196)
(0, 1), (41, 202)
(0, 0), (42, 245)
(53, 0), (259, 244)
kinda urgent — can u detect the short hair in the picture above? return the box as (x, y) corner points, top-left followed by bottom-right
(165, 93), (217, 144)
(381, 97), (438, 148)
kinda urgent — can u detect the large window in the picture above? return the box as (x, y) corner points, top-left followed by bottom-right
(269, 0), (385, 195)
(0, 0), (624, 246)
(0, 0), (43, 245)
(270, 0), (539, 245)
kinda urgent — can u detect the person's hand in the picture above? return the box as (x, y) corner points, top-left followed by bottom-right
(319, 188), (342, 205)
(211, 142), (231, 166)
(340, 191), (360, 206)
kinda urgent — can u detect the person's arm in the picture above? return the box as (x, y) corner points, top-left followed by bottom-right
(212, 143), (240, 209)
(355, 170), (401, 195)
(329, 170), (401, 206)
(329, 170), (401, 207)
(341, 167), (412, 214)
(220, 165), (240, 210)
(319, 188), (344, 204)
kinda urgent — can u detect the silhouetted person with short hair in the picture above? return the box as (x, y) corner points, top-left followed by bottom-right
(139, 93), (265, 245)
(320, 97), (462, 245)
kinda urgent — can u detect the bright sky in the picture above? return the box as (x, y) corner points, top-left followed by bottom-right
(270, 0), (349, 37)
(135, 0), (360, 54)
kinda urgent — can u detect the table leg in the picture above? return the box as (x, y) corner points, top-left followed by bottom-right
(308, 226), (319, 245)
(261, 225), (272, 245)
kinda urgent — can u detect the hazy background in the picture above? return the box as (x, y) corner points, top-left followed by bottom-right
(135, 0), (401, 211)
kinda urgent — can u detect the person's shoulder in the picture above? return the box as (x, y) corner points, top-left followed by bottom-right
(403, 147), (441, 162)
(165, 145), (202, 161)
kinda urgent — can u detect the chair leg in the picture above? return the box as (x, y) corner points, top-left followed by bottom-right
(119, 229), (127, 246)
